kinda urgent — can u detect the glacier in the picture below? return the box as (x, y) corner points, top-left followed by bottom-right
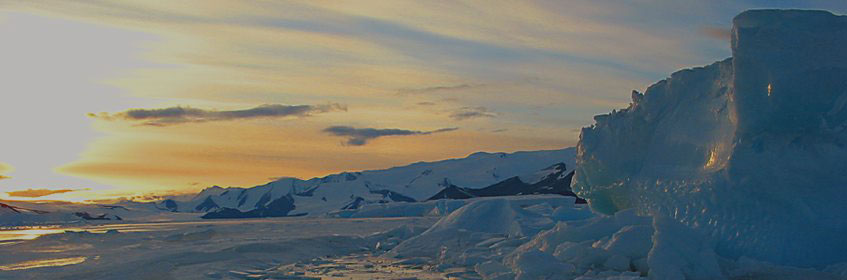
(572, 9), (847, 268)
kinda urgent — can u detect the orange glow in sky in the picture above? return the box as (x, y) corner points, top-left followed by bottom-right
(2, 1), (842, 201)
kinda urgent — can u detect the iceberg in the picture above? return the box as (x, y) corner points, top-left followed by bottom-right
(572, 9), (847, 267)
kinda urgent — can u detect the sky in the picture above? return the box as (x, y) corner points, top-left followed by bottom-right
(1, 1), (845, 202)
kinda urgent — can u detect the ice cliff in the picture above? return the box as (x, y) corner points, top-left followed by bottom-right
(572, 9), (847, 268)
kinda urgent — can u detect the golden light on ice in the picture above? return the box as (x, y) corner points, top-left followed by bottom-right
(767, 83), (773, 96)
(0, 228), (65, 241)
(705, 148), (720, 169)
(0, 257), (87, 271)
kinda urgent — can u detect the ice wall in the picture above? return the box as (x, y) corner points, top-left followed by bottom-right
(572, 9), (847, 267)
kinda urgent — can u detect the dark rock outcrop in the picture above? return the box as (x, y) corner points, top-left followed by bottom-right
(202, 193), (299, 219)
(427, 163), (585, 203)
(194, 196), (220, 212)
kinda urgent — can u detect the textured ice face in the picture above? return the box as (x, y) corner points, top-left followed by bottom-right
(573, 9), (847, 267)
(573, 58), (735, 215)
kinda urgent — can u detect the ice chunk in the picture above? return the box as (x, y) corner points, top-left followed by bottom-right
(603, 254), (631, 272)
(573, 9), (847, 267)
(725, 257), (845, 280)
(386, 196), (584, 270)
(647, 215), (723, 280)
(602, 225), (652, 259)
(475, 260), (512, 280)
(385, 198), (524, 260)
(551, 204), (594, 221)
(507, 249), (575, 280)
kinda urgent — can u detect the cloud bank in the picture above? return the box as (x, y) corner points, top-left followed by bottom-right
(6, 188), (82, 198)
(323, 126), (457, 146)
(90, 103), (346, 126)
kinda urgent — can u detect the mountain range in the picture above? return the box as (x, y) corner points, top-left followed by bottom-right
(0, 148), (580, 225)
(160, 148), (580, 219)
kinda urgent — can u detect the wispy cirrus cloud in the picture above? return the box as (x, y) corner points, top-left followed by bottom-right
(323, 126), (457, 146)
(397, 84), (480, 95)
(450, 106), (497, 121)
(89, 103), (346, 126)
(6, 188), (86, 198)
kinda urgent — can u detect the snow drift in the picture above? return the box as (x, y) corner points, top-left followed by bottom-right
(572, 9), (847, 268)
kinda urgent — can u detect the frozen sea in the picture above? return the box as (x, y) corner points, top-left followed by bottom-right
(0, 217), (444, 279)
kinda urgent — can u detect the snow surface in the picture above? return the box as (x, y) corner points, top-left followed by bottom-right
(2, 194), (845, 279)
(0, 216), (439, 279)
(573, 9), (847, 269)
(0, 196), (589, 279)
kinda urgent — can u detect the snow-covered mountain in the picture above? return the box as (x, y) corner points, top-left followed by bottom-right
(0, 148), (576, 225)
(0, 202), (48, 215)
(163, 148), (576, 218)
(0, 200), (190, 226)
(573, 9), (847, 268)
